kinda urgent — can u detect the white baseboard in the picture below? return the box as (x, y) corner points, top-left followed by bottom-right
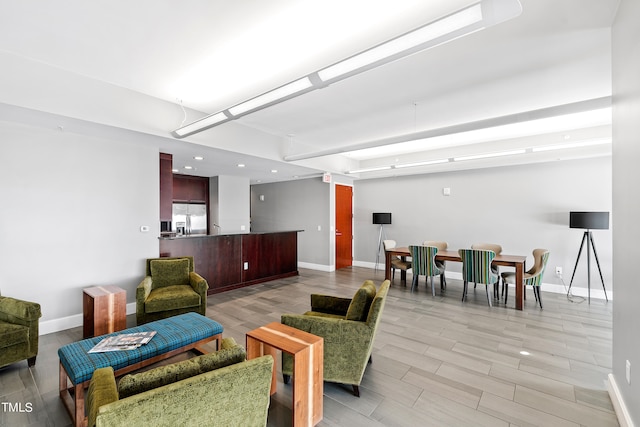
(352, 260), (377, 269)
(607, 374), (635, 427)
(40, 302), (137, 336)
(298, 262), (334, 272)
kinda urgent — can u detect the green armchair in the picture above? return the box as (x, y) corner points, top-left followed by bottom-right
(0, 295), (42, 369)
(136, 256), (208, 325)
(86, 338), (273, 427)
(281, 279), (390, 396)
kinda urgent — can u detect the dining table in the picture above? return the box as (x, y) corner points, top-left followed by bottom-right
(385, 247), (528, 310)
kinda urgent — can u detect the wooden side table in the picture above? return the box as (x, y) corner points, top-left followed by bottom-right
(82, 285), (127, 338)
(246, 322), (323, 427)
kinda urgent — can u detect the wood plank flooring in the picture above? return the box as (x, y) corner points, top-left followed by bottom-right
(0, 267), (617, 426)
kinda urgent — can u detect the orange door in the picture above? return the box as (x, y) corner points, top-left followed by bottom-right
(335, 184), (353, 269)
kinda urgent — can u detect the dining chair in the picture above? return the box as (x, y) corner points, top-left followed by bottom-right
(383, 240), (411, 284)
(458, 249), (499, 307)
(501, 249), (550, 309)
(422, 240), (448, 289)
(471, 243), (502, 299)
(409, 245), (441, 296)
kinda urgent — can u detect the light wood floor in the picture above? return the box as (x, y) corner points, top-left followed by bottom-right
(0, 267), (617, 427)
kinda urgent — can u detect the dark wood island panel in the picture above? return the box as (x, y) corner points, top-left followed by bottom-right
(159, 231), (300, 294)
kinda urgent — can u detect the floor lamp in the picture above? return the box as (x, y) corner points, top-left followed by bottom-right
(373, 212), (392, 271)
(567, 211), (609, 303)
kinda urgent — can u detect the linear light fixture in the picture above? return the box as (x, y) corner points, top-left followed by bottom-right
(172, 0), (523, 138)
(173, 112), (229, 138)
(531, 138), (611, 152)
(228, 77), (313, 116)
(318, 5), (482, 82)
(453, 149), (526, 162)
(346, 138), (611, 175)
(394, 158), (450, 168)
(347, 165), (393, 174)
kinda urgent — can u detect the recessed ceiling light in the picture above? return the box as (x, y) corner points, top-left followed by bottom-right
(184, 165), (193, 170)
(172, 169), (179, 173)
(520, 351), (531, 356)
(237, 164), (246, 168)
(194, 156), (204, 160)
(271, 169), (278, 173)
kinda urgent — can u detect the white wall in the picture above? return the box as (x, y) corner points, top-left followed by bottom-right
(251, 178), (331, 268)
(353, 157), (612, 298)
(612, 0), (640, 423)
(210, 175), (250, 233)
(0, 118), (159, 334)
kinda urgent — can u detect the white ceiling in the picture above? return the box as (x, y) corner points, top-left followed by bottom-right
(0, 0), (620, 183)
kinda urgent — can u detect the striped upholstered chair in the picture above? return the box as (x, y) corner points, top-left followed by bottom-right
(501, 249), (550, 309)
(459, 249), (499, 307)
(409, 245), (441, 296)
(471, 243), (502, 299)
(423, 240), (448, 288)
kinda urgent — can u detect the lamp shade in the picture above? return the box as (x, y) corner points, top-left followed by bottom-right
(373, 212), (392, 225)
(569, 211), (609, 230)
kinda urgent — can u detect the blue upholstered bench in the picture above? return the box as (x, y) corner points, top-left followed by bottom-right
(58, 312), (223, 427)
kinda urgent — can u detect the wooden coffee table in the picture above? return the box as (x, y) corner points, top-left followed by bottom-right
(246, 322), (323, 427)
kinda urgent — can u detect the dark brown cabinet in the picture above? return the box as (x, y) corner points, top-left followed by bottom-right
(173, 174), (209, 203)
(159, 231), (299, 294)
(159, 153), (173, 222)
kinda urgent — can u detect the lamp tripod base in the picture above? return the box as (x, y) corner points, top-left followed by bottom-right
(374, 225), (387, 271)
(567, 230), (608, 303)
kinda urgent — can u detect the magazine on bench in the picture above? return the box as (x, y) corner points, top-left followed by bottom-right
(88, 331), (157, 353)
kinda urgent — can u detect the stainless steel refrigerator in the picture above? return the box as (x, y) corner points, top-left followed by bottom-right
(172, 203), (207, 236)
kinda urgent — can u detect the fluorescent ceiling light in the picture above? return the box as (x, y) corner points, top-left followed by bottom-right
(531, 138), (611, 152)
(454, 149), (525, 161)
(173, 0), (522, 138)
(395, 159), (450, 168)
(173, 112), (228, 137)
(228, 77), (313, 116)
(347, 166), (393, 174)
(318, 4), (483, 82)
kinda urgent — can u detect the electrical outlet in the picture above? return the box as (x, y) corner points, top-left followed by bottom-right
(626, 360), (631, 384)
(555, 266), (563, 276)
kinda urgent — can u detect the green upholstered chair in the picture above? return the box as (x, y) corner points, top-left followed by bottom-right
(136, 256), (208, 325)
(86, 338), (273, 427)
(281, 279), (391, 397)
(409, 245), (441, 296)
(0, 295), (42, 369)
(501, 249), (550, 309)
(423, 240), (448, 288)
(471, 243), (503, 299)
(383, 239), (411, 284)
(459, 249), (499, 307)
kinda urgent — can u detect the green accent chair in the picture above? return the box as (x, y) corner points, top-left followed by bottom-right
(423, 240), (448, 288)
(383, 240), (411, 284)
(501, 249), (550, 309)
(136, 256), (208, 325)
(409, 245), (441, 296)
(86, 338), (273, 427)
(471, 243), (503, 299)
(0, 295), (42, 369)
(281, 279), (390, 397)
(459, 249), (499, 307)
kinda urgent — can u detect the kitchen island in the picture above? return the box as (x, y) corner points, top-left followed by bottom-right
(159, 230), (301, 294)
